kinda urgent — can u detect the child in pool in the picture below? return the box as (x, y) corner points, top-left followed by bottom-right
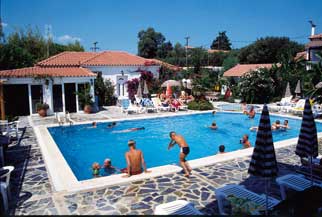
(92, 162), (100, 177)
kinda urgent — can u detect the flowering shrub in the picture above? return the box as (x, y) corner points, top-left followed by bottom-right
(126, 78), (139, 101)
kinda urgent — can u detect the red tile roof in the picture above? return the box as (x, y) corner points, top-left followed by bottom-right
(82, 51), (159, 66)
(309, 33), (322, 40)
(294, 51), (307, 61)
(306, 40), (322, 48)
(223, 64), (274, 77)
(207, 49), (229, 54)
(0, 67), (95, 78)
(149, 59), (181, 71)
(37, 52), (98, 67)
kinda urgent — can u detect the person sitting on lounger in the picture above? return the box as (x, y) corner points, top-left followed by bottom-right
(209, 121), (218, 130)
(170, 98), (181, 111)
(121, 140), (150, 177)
(112, 127), (145, 133)
(218, 145), (226, 154)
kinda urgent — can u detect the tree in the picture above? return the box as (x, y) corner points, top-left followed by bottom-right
(157, 41), (173, 59)
(210, 31), (232, 50)
(222, 51), (239, 71)
(0, 17), (4, 43)
(94, 72), (107, 106)
(238, 37), (304, 64)
(0, 26), (85, 70)
(137, 27), (165, 58)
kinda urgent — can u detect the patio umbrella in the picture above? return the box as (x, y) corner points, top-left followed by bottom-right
(161, 80), (181, 88)
(284, 82), (292, 98)
(143, 80), (149, 95)
(248, 104), (278, 214)
(295, 98), (318, 185)
(166, 83), (172, 97)
(136, 81), (142, 99)
(295, 80), (301, 96)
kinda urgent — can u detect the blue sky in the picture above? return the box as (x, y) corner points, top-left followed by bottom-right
(2, 0), (322, 54)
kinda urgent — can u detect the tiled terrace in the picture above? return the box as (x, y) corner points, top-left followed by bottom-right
(4, 107), (321, 215)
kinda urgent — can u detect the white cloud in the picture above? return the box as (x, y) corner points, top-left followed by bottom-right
(1, 22), (8, 28)
(58, 34), (81, 43)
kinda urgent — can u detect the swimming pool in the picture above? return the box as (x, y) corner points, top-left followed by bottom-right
(48, 112), (322, 181)
(217, 103), (261, 111)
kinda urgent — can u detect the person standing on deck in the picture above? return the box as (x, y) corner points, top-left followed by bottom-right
(168, 131), (192, 177)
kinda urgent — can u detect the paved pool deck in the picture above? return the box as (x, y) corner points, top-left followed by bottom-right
(5, 106), (322, 215)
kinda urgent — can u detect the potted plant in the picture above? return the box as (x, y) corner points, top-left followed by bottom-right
(77, 86), (94, 114)
(36, 103), (49, 117)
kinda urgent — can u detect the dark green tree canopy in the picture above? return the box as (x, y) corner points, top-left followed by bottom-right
(238, 37), (304, 64)
(0, 26), (85, 70)
(137, 27), (166, 58)
(210, 31), (231, 50)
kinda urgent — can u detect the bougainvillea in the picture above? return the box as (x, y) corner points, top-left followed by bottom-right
(126, 78), (139, 101)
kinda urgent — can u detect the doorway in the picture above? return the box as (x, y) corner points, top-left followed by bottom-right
(4, 84), (29, 116)
(64, 83), (76, 113)
(53, 85), (63, 112)
(31, 85), (43, 114)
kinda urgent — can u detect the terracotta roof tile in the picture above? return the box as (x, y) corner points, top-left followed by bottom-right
(294, 51), (307, 61)
(223, 64), (274, 77)
(37, 52), (98, 67)
(306, 40), (322, 48)
(207, 49), (229, 53)
(309, 33), (322, 40)
(82, 51), (159, 66)
(149, 59), (181, 71)
(0, 67), (95, 78)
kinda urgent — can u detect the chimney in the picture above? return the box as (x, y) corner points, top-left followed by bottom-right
(309, 20), (316, 36)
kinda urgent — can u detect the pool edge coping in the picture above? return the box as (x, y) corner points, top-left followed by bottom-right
(34, 110), (322, 193)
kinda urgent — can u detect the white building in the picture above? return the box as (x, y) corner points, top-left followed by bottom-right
(0, 51), (167, 116)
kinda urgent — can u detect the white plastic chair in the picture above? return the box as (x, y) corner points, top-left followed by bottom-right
(276, 174), (322, 200)
(0, 166), (14, 187)
(152, 98), (170, 112)
(120, 99), (138, 115)
(154, 200), (202, 215)
(215, 184), (280, 215)
(0, 165), (14, 214)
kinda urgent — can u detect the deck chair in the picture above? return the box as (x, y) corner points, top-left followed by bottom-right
(276, 174), (322, 200)
(120, 99), (138, 115)
(0, 121), (20, 140)
(151, 98), (170, 112)
(215, 184), (280, 215)
(154, 200), (202, 215)
(0, 165), (14, 214)
(141, 98), (158, 113)
(289, 99), (306, 115)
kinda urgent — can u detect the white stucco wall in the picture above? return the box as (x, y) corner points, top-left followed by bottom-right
(86, 65), (160, 97)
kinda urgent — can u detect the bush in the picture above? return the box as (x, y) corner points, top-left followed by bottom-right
(187, 100), (214, 110)
(36, 103), (49, 111)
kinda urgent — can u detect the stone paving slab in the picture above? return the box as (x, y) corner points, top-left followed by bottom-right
(6, 115), (322, 215)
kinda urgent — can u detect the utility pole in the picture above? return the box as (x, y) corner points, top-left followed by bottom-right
(0, 0), (4, 43)
(45, 25), (52, 58)
(184, 36), (190, 69)
(90, 41), (100, 52)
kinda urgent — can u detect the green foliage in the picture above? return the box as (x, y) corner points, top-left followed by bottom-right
(187, 100), (214, 110)
(76, 86), (94, 108)
(210, 31), (232, 50)
(238, 67), (275, 103)
(226, 195), (264, 215)
(94, 72), (107, 106)
(192, 68), (219, 90)
(36, 102), (49, 111)
(138, 27), (166, 58)
(222, 51), (239, 71)
(0, 26), (84, 70)
(238, 37), (304, 64)
(104, 79), (117, 106)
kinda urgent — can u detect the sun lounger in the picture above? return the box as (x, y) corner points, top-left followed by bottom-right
(154, 200), (202, 215)
(276, 174), (322, 200)
(120, 99), (138, 115)
(151, 98), (170, 112)
(215, 184), (280, 215)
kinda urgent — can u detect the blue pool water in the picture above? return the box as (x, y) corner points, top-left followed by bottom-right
(48, 112), (322, 181)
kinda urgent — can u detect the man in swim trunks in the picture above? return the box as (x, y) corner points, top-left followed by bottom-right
(122, 140), (150, 177)
(168, 131), (192, 177)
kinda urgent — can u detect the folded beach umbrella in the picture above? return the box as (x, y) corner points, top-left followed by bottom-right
(295, 98), (318, 185)
(143, 80), (149, 95)
(161, 80), (181, 88)
(248, 104), (278, 214)
(136, 81), (142, 99)
(295, 80), (301, 96)
(284, 82), (292, 98)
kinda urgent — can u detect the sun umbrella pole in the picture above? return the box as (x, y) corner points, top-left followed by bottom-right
(265, 177), (268, 216)
(310, 156), (313, 186)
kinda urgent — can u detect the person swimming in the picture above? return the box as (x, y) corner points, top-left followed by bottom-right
(103, 158), (117, 175)
(107, 122), (117, 128)
(112, 127), (145, 133)
(245, 106), (255, 119)
(209, 121), (218, 130)
(218, 145), (226, 154)
(240, 134), (251, 149)
(88, 122), (97, 128)
(281, 120), (290, 130)
(272, 120), (281, 130)
(92, 162), (100, 177)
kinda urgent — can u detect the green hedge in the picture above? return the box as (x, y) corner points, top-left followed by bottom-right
(187, 100), (214, 110)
